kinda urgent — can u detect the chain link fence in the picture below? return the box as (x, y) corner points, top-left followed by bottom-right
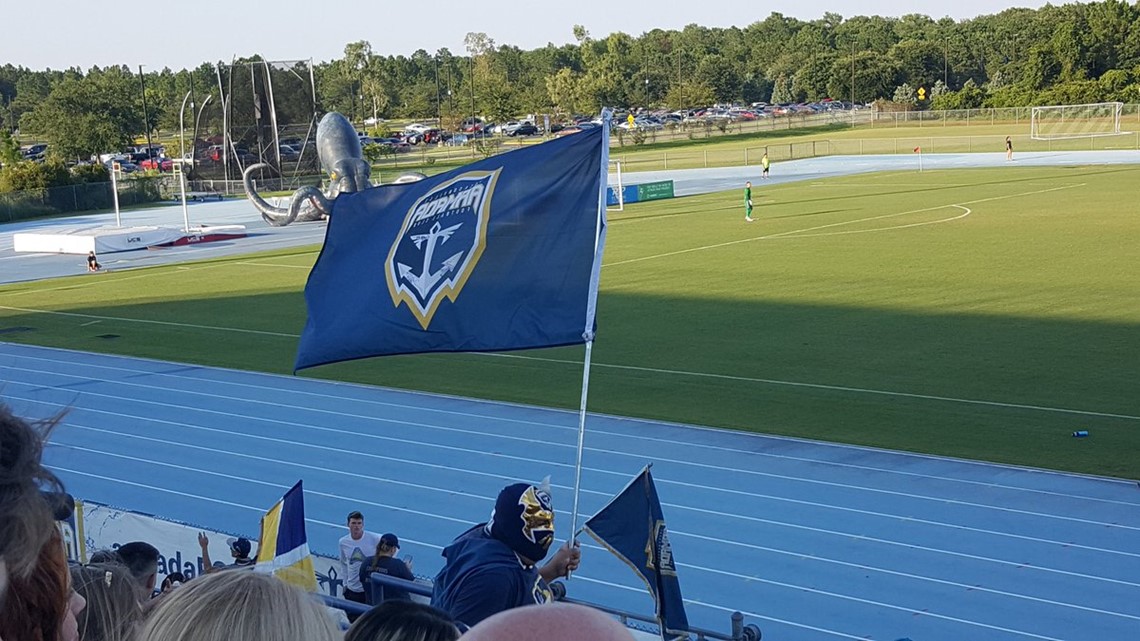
(0, 177), (167, 223)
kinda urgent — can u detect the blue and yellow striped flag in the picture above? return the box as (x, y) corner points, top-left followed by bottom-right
(255, 480), (318, 591)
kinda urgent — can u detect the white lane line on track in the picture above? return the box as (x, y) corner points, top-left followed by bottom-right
(13, 384), (1140, 559)
(10, 364), (1138, 531)
(59, 464), (870, 641)
(11, 349), (1137, 506)
(56, 431), (1140, 620)
(54, 437), (1139, 628)
(680, 530), (1140, 621)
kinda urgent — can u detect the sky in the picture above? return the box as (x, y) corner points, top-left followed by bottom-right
(5, 1), (1053, 73)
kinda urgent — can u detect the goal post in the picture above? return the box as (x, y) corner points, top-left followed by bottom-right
(607, 159), (624, 212)
(1030, 102), (1125, 140)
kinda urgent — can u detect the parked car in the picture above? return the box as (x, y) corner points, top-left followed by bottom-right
(138, 157), (174, 171)
(460, 117), (484, 133)
(278, 145), (300, 161)
(371, 138), (412, 152)
(404, 122), (432, 135)
(420, 128), (450, 144)
(21, 143), (48, 160)
(104, 159), (139, 173)
(507, 122), (539, 137)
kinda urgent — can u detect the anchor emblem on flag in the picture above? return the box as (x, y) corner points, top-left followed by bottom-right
(386, 170), (499, 328)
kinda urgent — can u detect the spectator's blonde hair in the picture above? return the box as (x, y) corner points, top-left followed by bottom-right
(134, 570), (338, 641)
(70, 562), (144, 641)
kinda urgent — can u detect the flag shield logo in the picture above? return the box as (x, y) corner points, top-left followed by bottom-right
(386, 170), (500, 329)
(648, 520), (677, 576)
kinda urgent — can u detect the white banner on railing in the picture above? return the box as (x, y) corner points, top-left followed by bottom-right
(75, 501), (346, 598)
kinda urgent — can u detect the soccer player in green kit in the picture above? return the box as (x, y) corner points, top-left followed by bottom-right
(744, 181), (754, 222)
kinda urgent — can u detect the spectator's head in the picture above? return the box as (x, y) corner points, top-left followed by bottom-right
(69, 562), (145, 641)
(376, 533), (400, 558)
(347, 511), (365, 539)
(0, 529), (84, 641)
(344, 600), (459, 641)
(0, 404), (64, 587)
(87, 549), (121, 565)
(460, 603), (635, 641)
(114, 542), (160, 594)
(226, 537), (252, 560)
(487, 480), (554, 564)
(160, 572), (185, 593)
(134, 570), (339, 641)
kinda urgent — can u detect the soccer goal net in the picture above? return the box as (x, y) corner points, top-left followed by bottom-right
(1030, 102), (1125, 140)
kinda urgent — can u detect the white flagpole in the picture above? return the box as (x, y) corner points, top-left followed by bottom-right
(567, 107), (612, 569)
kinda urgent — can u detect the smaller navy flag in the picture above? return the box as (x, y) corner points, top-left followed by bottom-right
(295, 123), (609, 369)
(583, 465), (689, 638)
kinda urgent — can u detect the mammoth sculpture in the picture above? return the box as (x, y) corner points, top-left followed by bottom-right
(243, 111), (373, 227)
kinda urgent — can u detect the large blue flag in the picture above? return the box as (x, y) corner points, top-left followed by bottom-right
(583, 466), (689, 639)
(295, 123), (610, 369)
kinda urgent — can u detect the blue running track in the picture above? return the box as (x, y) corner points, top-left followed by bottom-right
(2, 342), (1138, 641)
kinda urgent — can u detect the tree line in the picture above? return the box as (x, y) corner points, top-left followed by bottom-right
(2, 1), (1139, 163)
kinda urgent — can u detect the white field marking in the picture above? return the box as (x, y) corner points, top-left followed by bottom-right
(773, 205), (970, 239)
(0, 263), (231, 298)
(34, 398), (1139, 590)
(11, 364), (1137, 530)
(55, 432), (1136, 629)
(234, 261), (313, 269)
(53, 438), (469, 531)
(14, 380), (1139, 558)
(0, 305), (296, 338)
(3, 300), (1131, 426)
(79, 320), (101, 327)
(688, 565), (1071, 641)
(808, 182), (975, 188)
(484, 352), (1140, 421)
(603, 183), (1085, 267)
(678, 529), (1140, 621)
(13, 351), (1138, 506)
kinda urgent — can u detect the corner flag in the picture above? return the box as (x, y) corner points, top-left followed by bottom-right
(295, 125), (609, 369)
(583, 466), (689, 638)
(255, 480), (318, 591)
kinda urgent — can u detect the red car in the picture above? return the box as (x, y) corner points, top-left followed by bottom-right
(138, 157), (174, 172)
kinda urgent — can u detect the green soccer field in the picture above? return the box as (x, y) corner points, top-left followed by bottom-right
(2, 164), (1137, 478)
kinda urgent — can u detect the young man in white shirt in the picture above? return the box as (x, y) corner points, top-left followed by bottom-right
(339, 510), (381, 605)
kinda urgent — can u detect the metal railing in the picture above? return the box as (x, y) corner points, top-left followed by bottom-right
(363, 572), (761, 641)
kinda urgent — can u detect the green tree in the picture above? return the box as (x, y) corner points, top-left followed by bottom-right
(0, 129), (20, 166)
(0, 159), (70, 192)
(19, 69), (143, 161)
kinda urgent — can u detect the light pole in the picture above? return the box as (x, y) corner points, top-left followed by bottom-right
(850, 40), (856, 107)
(137, 65), (155, 169)
(434, 56), (442, 125)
